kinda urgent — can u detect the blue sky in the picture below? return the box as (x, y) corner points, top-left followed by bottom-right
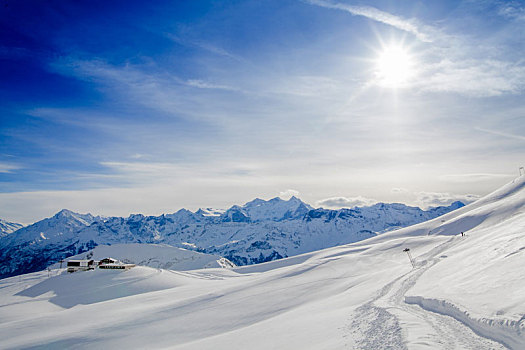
(1, 0), (525, 223)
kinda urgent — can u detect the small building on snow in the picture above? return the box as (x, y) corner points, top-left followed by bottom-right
(66, 257), (135, 273)
(66, 259), (96, 273)
(98, 257), (135, 270)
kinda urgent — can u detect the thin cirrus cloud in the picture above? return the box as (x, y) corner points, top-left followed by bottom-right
(475, 127), (525, 142)
(439, 173), (516, 183)
(498, 3), (525, 21)
(307, 0), (525, 97)
(0, 162), (21, 174)
(164, 33), (245, 62)
(305, 0), (432, 42)
(185, 79), (238, 91)
(50, 57), (244, 121)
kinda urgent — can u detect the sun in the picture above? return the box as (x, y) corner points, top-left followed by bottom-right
(375, 45), (414, 88)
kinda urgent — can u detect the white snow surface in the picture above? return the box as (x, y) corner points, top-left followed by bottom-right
(0, 219), (23, 237)
(1, 177), (525, 349)
(59, 243), (235, 270)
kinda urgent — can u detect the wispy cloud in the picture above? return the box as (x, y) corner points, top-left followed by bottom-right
(498, 2), (525, 21)
(165, 33), (244, 62)
(316, 195), (378, 209)
(475, 127), (525, 141)
(439, 173), (515, 183)
(279, 189), (300, 199)
(50, 57), (244, 123)
(0, 162), (21, 173)
(185, 79), (238, 91)
(306, 1), (525, 97)
(306, 0), (432, 42)
(415, 58), (525, 97)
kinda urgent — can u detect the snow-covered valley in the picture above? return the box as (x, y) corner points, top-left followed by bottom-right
(0, 176), (524, 349)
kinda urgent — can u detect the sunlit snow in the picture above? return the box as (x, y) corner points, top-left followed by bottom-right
(1, 177), (525, 348)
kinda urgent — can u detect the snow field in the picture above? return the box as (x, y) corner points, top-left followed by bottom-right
(0, 176), (524, 348)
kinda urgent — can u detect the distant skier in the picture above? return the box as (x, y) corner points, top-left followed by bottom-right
(461, 232), (464, 237)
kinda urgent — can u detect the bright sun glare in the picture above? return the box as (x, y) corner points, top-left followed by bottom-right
(376, 45), (414, 88)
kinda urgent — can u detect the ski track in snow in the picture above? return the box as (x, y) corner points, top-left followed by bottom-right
(346, 237), (506, 349)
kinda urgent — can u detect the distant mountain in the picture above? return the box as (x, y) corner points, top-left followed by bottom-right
(0, 198), (464, 278)
(0, 209), (102, 278)
(0, 219), (24, 237)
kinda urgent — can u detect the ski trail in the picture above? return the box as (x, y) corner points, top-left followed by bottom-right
(346, 237), (506, 349)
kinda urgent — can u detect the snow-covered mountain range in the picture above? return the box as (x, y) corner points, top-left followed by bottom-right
(0, 219), (24, 237)
(0, 197), (463, 279)
(1, 177), (524, 349)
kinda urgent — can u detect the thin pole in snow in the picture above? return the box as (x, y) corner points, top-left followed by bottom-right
(403, 248), (415, 268)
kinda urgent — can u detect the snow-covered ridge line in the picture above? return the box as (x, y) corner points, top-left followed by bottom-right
(0, 219), (24, 237)
(0, 196), (464, 278)
(405, 296), (525, 349)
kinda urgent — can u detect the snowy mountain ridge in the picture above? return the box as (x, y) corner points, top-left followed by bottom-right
(0, 196), (463, 278)
(0, 219), (24, 237)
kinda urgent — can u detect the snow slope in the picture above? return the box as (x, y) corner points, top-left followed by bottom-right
(60, 243), (235, 270)
(0, 219), (23, 237)
(1, 177), (524, 348)
(0, 197), (462, 278)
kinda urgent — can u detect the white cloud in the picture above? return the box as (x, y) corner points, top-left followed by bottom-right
(0, 162), (21, 173)
(415, 191), (480, 209)
(307, 0), (525, 97)
(498, 2), (525, 21)
(130, 153), (146, 159)
(391, 187), (409, 194)
(415, 58), (525, 97)
(306, 0), (431, 42)
(279, 189), (300, 200)
(185, 79), (237, 91)
(316, 196), (377, 209)
(49, 58), (240, 121)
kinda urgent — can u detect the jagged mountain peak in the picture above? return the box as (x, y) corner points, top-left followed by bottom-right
(239, 196), (313, 222)
(53, 209), (96, 224)
(244, 198), (266, 207)
(54, 208), (77, 219)
(195, 208), (224, 217)
(221, 205), (250, 223)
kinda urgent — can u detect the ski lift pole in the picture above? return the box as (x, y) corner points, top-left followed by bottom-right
(403, 248), (415, 268)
